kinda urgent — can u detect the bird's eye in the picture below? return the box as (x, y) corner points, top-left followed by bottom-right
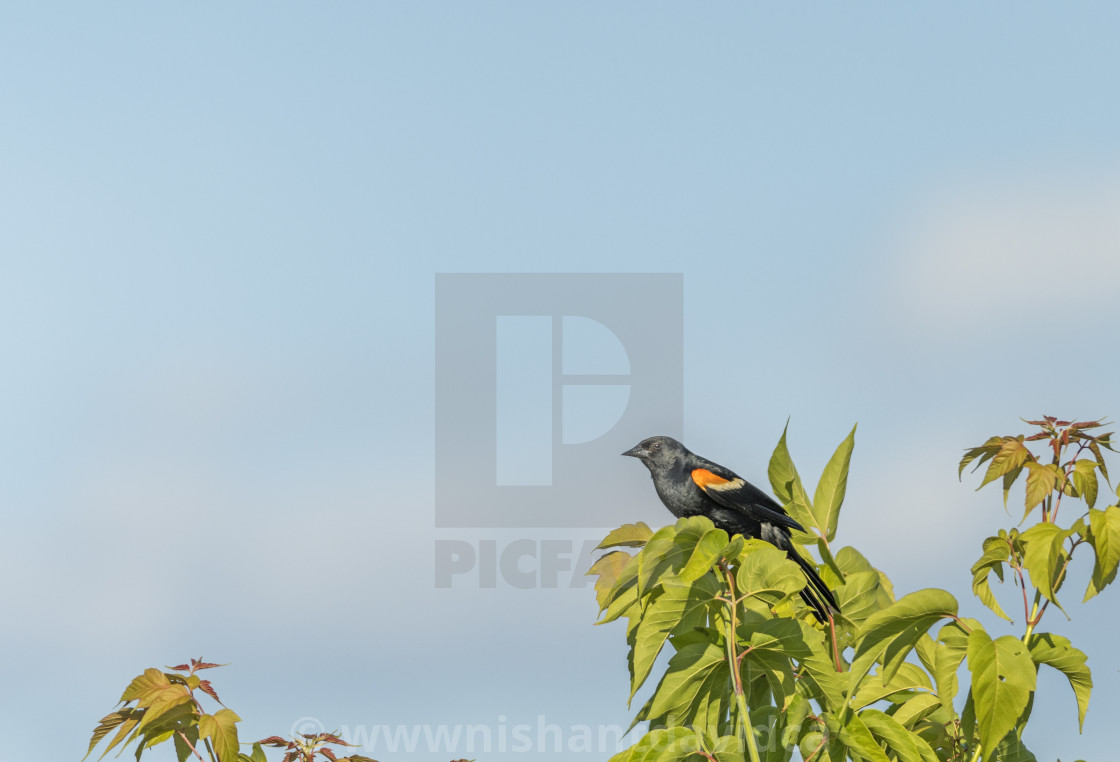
(650, 442), (661, 452)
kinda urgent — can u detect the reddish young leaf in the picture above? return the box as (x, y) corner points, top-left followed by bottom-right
(318, 734), (352, 746)
(198, 679), (223, 704)
(167, 664), (192, 672)
(257, 736), (292, 747)
(191, 659), (225, 671)
(319, 749), (338, 762)
(1070, 420), (1103, 431)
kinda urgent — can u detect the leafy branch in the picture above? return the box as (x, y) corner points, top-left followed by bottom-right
(592, 417), (1120, 762)
(84, 660), (378, 762)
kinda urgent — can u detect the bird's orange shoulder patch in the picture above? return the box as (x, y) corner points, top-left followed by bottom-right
(692, 469), (745, 493)
(691, 468), (730, 489)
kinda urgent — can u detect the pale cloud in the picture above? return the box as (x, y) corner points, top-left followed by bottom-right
(892, 165), (1120, 336)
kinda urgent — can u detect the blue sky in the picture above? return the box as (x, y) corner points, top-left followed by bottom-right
(2, 4), (1119, 761)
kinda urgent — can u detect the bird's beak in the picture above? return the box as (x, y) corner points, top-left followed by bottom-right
(621, 444), (646, 458)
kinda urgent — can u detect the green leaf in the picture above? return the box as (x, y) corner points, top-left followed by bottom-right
(834, 570), (884, 627)
(1023, 462), (1062, 521)
(799, 651), (847, 712)
(737, 619), (821, 711)
(787, 478), (818, 545)
(198, 709), (241, 762)
(1089, 439), (1112, 484)
(84, 710), (137, 760)
(860, 708), (940, 762)
(646, 641), (729, 726)
(1070, 460), (1099, 509)
(1001, 466), (1025, 507)
(816, 537), (846, 583)
(780, 693), (810, 749)
(97, 709), (142, 760)
(839, 713), (891, 762)
(174, 726), (201, 762)
(960, 436), (1004, 478)
(768, 423), (818, 541)
(597, 552), (640, 624)
(979, 437), (1031, 490)
(966, 631), (1036, 762)
(768, 420), (802, 505)
(812, 424), (856, 542)
(851, 663), (932, 710)
(141, 728), (176, 756)
(1020, 522), (1070, 610)
(740, 617), (818, 661)
(589, 551), (635, 611)
(135, 684), (193, 734)
(930, 619), (979, 710)
(608, 727), (700, 762)
(721, 534), (745, 566)
(638, 517), (711, 596)
(1084, 505), (1120, 601)
(798, 731), (826, 761)
(736, 541), (805, 603)
(821, 546), (892, 625)
(960, 689), (976, 749)
(1027, 633), (1092, 732)
(598, 522), (655, 549)
(990, 734), (1037, 762)
(134, 702), (197, 746)
(629, 576), (720, 701)
(121, 668), (174, 704)
(637, 525), (680, 597)
(850, 588), (958, 690)
(914, 633), (937, 674)
(890, 693), (942, 729)
(970, 536), (1012, 622)
(678, 527), (731, 582)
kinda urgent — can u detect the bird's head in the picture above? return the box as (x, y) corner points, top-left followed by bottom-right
(621, 435), (687, 470)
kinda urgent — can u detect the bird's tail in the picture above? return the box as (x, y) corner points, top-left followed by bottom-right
(787, 548), (840, 623)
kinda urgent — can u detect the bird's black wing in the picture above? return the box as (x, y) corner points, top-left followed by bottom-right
(689, 464), (805, 533)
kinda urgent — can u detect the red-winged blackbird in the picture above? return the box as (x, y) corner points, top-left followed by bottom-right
(623, 435), (839, 622)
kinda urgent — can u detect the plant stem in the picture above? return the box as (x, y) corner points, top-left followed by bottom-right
(733, 670), (762, 762)
(1014, 563), (1030, 625)
(803, 732), (827, 762)
(189, 697), (220, 762)
(176, 731), (207, 762)
(720, 562), (762, 762)
(1023, 593), (1041, 641)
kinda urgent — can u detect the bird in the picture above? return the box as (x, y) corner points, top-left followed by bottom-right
(622, 435), (839, 622)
